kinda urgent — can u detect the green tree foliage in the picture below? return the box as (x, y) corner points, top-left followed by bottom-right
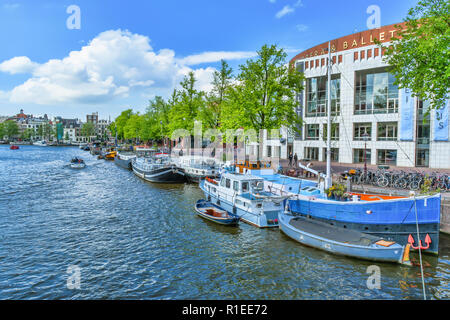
(4, 120), (19, 139)
(0, 123), (5, 140)
(380, 0), (450, 110)
(115, 109), (133, 139)
(81, 122), (95, 141)
(222, 44), (304, 138)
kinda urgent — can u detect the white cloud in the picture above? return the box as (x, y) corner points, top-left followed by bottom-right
(275, 0), (303, 19)
(296, 24), (308, 32)
(179, 51), (257, 66)
(275, 5), (295, 19)
(0, 29), (253, 106)
(0, 56), (38, 74)
(2, 3), (21, 10)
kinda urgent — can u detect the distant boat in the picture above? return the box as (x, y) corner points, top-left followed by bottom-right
(70, 157), (86, 169)
(33, 140), (48, 147)
(131, 156), (186, 183)
(278, 210), (411, 265)
(104, 150), (117, 160)
(194, 199), (239, 225)
(79, 143), (88, 149)
(10, 145), (19, 150)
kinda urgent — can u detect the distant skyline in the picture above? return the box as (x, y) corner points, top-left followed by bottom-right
(0, 0), (417, 120)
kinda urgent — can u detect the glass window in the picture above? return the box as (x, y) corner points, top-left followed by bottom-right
(233, 181), (239, 192)
(353, 149), (371, 164)
(225, 179), (231, 188)
(353, 123), (372, 141)
(377, 149), (397, 165)
(323, 148), (339, 162)
(306, 76), (340, 117)
(306, 124), (320, 140)
(242, 182), (249, 192)
(355, 69), (398, 115)
(304, 147), (319, 161)
(323, 123), (339, 140)
(377, 122), (398, 141)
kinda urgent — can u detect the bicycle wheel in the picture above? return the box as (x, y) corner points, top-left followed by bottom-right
(377, 176), (389, 188)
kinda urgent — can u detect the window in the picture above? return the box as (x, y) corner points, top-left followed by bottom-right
(306, 124), (320, 140)
(354, 123), (372, 141)
(353, 149), (371, 164)
(225, 179), (231, 188)
(220, 178), (226, 187)
(377, 150), (397, 165)
(322, 148), (339, 162)
(306, 76), (340, 117)
(377, 122), (398, 141)
(242, 182), (249, 192)
(304, 147), (319, 161)
(323, 123), (339, 141)
(233, 181), (239, 192)
(354, 69), (399, 115)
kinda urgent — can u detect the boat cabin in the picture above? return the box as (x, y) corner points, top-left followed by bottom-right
(217, 173), (270, 197)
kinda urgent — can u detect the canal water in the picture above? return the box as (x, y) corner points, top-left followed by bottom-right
(0, 146), (449, 300)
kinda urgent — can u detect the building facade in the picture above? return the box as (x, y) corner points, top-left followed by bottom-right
(287, 23), (449, 169)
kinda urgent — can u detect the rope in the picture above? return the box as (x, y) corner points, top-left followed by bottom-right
(413, 194), (427, 300)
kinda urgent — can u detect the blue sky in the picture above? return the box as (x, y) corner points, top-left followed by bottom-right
(0, 0), (417, 120)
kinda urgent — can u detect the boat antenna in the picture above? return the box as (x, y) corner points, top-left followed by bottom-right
(325, 41), (332, 190)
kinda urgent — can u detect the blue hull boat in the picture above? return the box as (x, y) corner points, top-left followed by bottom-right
(279, 211), (411, 265)
(195, 200), (239, 225)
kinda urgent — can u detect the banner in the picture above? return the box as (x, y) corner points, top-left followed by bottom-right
(434, 98), (449, 141)
(399, 88), (414, 141)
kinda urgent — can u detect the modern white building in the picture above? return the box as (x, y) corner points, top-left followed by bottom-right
(281, 23), (449, 169)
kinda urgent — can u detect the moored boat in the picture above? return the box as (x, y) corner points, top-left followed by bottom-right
(175, 156), (221, 183)
(131, 156), (186, 183)
(279, 209), (411, 265)
(194, 199), (239, 225)
(33, 140), (48, 147)
(200, 172), (287, 228)
(114, 151), (136, 170)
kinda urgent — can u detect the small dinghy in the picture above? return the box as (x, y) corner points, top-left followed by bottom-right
(70, 157), (86, 169)
(195, 199), (239, 225)
(279, 211), (411, 265)
(10, 145), (19, 150)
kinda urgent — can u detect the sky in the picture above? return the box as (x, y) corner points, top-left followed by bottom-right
(0, 0), (418, 120)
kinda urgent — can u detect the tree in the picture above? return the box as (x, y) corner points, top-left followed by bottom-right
(81, 122), (95, 142)
(123, 113), (144, 142)
(379, 0), (450, 110)
(4, 120), (19, 139)
(221, 44), (304, 157)
(168, 72), (205, 134)
(115, 109), (133, 140)
(42, 123), (55, 141)
(65, 131), (70, 141)
(200, 60), (233, 129)
(0, 123), (5, 140)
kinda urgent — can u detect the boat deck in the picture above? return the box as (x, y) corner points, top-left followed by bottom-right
(289, 216), (382, 247)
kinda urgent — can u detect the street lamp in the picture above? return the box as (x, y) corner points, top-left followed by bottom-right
(362, 132), (369, 179)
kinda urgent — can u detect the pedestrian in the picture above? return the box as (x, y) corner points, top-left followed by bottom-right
(293, 153), (298, 168)
(288, 152), (293, 167)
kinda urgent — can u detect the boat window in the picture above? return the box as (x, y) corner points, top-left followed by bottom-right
(225, 179), (231, 188)
(252, 181), (264, 192)
(220, 178), (226, 187)
(233, 181), (239, 192)
(242, 182), (249, 192)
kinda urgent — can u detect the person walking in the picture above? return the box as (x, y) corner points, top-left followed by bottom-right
(294, 153), (298, 168)
(288, 152), (293, 167)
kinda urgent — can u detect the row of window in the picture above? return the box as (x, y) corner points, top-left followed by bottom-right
(304, 122), (398, 141)
(303, 68), (400, 117)
(303, 147), (397, 165)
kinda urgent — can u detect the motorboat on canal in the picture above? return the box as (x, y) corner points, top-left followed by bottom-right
(10, 145), (19, 150)
(278, 209), (411, 265)
(200, 172), (287, 228)
(70, 157), (86, 169)
(195, 199), (239, 225)
(33, 140), (48, 147)
(175, 156), (221, 183)
(131, 154), (186, 183)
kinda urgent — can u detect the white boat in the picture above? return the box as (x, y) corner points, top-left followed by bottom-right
(33, 140), (48, 147)
(175, 156), (221, 183)
(200, 172), (287, 228)
(70, 157), (86, 169)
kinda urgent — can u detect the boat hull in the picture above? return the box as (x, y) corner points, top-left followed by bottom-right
(70, 163), (86, 169)
(195, 200), (239, 225)
(279, 212), (407, 264)
(114, 156), (133, 170)
(132, 164), (186, 183)
(288, 195), (441, 255)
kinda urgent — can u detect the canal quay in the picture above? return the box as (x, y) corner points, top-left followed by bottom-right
(0, 145), (449, 300)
